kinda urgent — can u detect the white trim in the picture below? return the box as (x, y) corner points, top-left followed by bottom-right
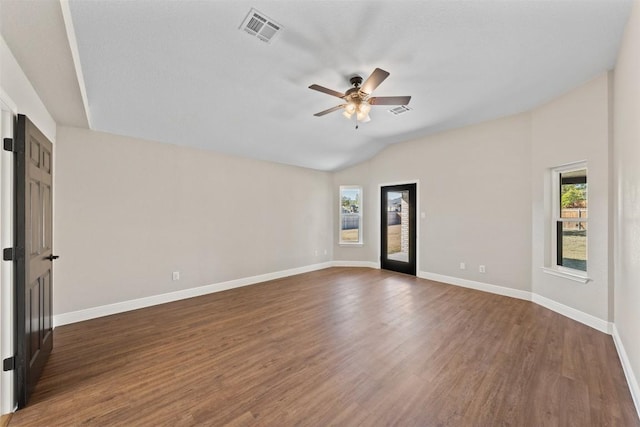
(553, 160), (589, 174)
(59, 0), (92, 128)
(541, 267), (590, 283)
(54, 262), (332, 327)
(550, 162), (588, 275)
(0, 89), (17, 114)
(417, 270), (613, 335)
(531, 293), (612, 334)
(612, 325), (640, 420)
(339, 185), (363, 245)
(331, 260), (379, 269)
(52, 263), (615, 338)
(418, 271), (531, 301)
(0, 100), (15, 415)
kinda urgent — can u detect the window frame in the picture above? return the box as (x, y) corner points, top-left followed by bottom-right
(545, 162), (589, 282)
(339, 185), (363, 246)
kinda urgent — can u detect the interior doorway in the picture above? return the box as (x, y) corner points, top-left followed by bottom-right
(380, 183), (417, 275)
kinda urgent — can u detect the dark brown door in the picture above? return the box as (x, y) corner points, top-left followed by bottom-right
(14, 114), (54, 408)
(380, 183), (417, 275)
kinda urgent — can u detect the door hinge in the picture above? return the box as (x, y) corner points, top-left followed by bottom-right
(3, 356), (15, 371)
(3, 137), (23, 153)
(3, 247), (14, 261)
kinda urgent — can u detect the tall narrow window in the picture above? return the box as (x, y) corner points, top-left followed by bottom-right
(554, 166), (587, 272)
(339, 186), (362, 244)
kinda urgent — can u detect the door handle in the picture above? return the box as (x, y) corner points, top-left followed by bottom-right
(45, 255), (60, 261)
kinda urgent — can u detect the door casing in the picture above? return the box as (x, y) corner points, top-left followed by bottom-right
(0, 96), (17, 415)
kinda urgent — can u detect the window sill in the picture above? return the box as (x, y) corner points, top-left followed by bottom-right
(541, 267), (590, 283)
(339, 243), (363, 247)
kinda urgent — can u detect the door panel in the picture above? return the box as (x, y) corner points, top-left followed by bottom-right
(14, 114), (54, 408)
(380, 184), (417, 275)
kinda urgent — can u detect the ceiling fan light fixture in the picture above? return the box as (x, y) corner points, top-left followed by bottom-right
(309, 68), (411, 128)
(343, 101), (357, 119)
(345, 102), (356, 114)
(354, 101), (371, 122)
(356, 110), (368, 121)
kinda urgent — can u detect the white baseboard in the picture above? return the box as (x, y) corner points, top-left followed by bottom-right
(50, 262), (637, 419)
(419, 270), (632, 416)
(418, 271), (531, 301)
(53, 261), (333, 327)
(57, 264), (612, 337)
(331, 260), (379, 269)
(612, 325), (640, 420)
(418, 270), (613, 335)
(531, 293), (612, 334)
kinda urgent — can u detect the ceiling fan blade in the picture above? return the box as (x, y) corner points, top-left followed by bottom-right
(309, 84), (345, 99)
(361, 68), (390, 94)
(313, 105), (345, 117)
(368, 96), (412, 106)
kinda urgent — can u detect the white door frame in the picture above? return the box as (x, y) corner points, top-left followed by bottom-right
(0, 90), (17, 415)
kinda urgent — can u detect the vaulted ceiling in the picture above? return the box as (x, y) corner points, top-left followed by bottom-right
(1, 0), (633, 170)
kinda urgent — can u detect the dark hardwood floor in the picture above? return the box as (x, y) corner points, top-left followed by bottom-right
(8, 267), (639, 426)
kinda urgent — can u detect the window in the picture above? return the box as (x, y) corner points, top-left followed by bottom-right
(339, 186), (362, 244)
(553, 165), (587, 273)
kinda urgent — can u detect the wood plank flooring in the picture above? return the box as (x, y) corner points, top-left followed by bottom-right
(8, 267), (640, 426)
(0, 414), (12, 427)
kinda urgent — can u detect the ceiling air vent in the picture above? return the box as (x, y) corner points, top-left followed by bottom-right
(389, 105), (412, 116)
(240, 8), (283, 44)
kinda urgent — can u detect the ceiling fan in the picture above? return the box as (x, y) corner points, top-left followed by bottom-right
(309, 68), (411, 128)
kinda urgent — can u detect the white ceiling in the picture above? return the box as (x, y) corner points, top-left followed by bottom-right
(1, 1), (633, 171)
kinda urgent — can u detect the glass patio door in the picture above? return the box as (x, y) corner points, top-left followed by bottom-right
(380, 184), (416, 275)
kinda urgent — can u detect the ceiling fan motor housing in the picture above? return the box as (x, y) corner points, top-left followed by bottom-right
(346, 75), (367, 101)
(345, 87), (361, 99)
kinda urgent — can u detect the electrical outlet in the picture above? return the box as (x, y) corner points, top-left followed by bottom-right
(324, 249), (328, 255)
(479, 265), (486, 273)
(314, 250), (318, 256)
(172, 271), (180, 281)
(460, 262), (466, 270)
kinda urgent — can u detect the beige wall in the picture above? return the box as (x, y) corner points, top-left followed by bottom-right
(531, 73), (612, 321)
(614, 0), (640, 409)
(54, 127), (333, 314)
(334, 113), (533, 291)
(0, 36), (56, 141)
(334, 73), (614, 323)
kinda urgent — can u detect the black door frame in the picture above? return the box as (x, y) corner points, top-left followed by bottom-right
(380, 182), (417, 275)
